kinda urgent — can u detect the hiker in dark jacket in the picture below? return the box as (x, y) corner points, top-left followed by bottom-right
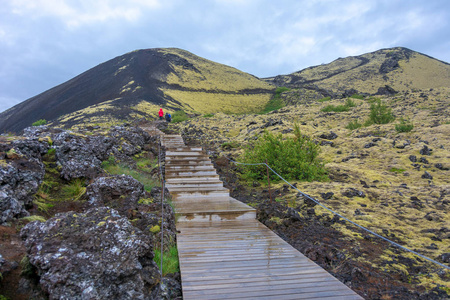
(165, 113), (172, 122)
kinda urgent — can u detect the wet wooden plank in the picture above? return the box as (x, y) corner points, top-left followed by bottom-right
(163, 134), (363, 300)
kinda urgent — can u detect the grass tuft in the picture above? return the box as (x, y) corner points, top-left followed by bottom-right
(153, 245), (179, 276)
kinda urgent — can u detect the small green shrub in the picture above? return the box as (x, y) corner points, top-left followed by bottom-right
(171, 110), (189, 123)
(346, 119), (363, 130)
(321, 104), (349, 112)
(32, 119), (47, 126)
(321, 98), (356, 113)
(202, 113), (214, 118)
(345, 98), (356, 107)
(366, 99), (395, 125)
(389, 167), (406, 173)
(317, 96), (331, 102)
(395, 118), (414, 133)
(241, 124), (327, 182)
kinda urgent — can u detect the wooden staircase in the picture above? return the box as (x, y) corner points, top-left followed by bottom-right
(160, 133), (363, 299)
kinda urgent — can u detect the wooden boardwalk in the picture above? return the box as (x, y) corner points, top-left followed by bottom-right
(162, 134), (363, 300)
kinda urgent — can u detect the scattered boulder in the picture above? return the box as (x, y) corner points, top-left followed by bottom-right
(53, 132), (111, 180)
(364, 142), (376, 148)
(408, 155), (417, 162)
(261, 119), (284, 128)
(319, 131), (338, 140)
(20, 207), (161, 299)
(0, 156), (45, 224)
(441, 253), (450, 263)
(342, 188), (366, 198)
(86, 175), (148, 218)
(419, 157), (429, 164)
(435, 163), (449, 170)
(420, 145), (432, 156)
(421, 171), (433, 180)
(321, 192), (334, 200)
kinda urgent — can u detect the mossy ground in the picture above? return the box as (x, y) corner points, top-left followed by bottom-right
(169, 88), (450, 292)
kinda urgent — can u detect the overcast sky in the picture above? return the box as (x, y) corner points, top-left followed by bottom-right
(1, 0), (449, 113)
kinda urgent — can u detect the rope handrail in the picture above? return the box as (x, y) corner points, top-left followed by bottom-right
(157, 135), (165, 274)
(222, 154), (450, 271)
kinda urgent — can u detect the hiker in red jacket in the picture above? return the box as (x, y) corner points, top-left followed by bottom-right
(158, 108), (164, 120)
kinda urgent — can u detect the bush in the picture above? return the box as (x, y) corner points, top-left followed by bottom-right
(346, 119), (362, 130)
(366, 99), (395, 125)
(395, 118), (414, 132)
(321, 104), (349, 112)
(32, 119), (47, 126)
(202, 113), (214, 118)
(321, 98), (356, 113)
(241, 124), (327, 182)
(171, 110), (189, 123)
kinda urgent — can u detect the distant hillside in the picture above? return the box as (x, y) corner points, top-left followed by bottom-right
(0, 48), (275, 133)
(2, 46), (450, 133)
(266, 47), (450, 98)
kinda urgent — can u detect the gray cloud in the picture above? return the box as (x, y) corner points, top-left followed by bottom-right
(1, 0), (449, 113)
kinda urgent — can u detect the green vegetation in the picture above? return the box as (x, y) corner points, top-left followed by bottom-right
(62, 179), (86, 201)
(202, 113), (214, 118)
(346, 119), (363, 130)
(350, 94), (365, 99)
(102, 156), (158, 191)
(241, 124), (327, 182)
(317, 96), (331, 102)
(221, 141), (240, 150)
(261, 87), (289, 114)
(171, 110), (189, 123)
(321, 98), (356, 113)
(395, 118), (414, 133)
(365, 99), (395, 125)
(32, 119), (47, 126)
(153, 245), (179, 276)
(20, 215), (46, 223)
(389, 167), (406, 173)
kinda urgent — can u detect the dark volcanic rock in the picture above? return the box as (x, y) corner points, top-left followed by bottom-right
(342, 188), (366, 198)
(420, 145), (432, 156)
(20, 207), (160, 299)
(0, 157), (45, 224)
(53, 132), (110, 180)
(377, 85), (397, 95)
(319, 131), (338, 140)
(421, 171), (433, 180)
(86, 175), (148, 218)
(321, 192), (334, 200)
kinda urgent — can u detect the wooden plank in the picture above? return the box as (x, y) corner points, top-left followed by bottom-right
(164, 134), (362, 300)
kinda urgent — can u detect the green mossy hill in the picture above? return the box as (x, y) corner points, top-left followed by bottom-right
(0, 48), (275, 133)
(267, 47), (450, 98)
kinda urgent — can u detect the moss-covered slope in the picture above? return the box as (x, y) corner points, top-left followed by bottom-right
(0, 48), (274, 133)
(267, 47), (450, 97)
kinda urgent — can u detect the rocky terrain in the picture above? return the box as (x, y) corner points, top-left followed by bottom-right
(1, 46), (449, 299)
(170, 87), (449, 299)
(0, 122), (181, 299)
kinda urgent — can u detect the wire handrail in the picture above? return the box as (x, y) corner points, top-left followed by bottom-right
(222, 154), (450, 271)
